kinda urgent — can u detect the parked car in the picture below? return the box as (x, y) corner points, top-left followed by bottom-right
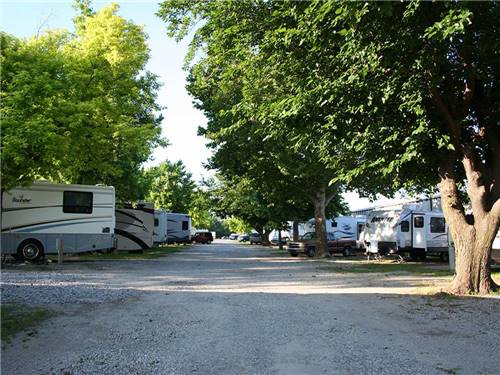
(229, 233), (239, 240)
(287, 232), (357, 257)
(249, 233), (262, 244)
(192, 231), (214, 244)
(238, 234), (250, 242)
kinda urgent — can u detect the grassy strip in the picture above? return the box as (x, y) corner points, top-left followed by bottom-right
(75, 244), (189, 261)
(1, 304), (54, 343)
(322, 261), (454, 277)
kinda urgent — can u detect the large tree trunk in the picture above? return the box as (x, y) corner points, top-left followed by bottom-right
(278, 229), (283, 250)
(439, 157), (500, 295)
(292, 220), (299, 241)
(262, 228), (272, 246)
(313, 188), (328, 257)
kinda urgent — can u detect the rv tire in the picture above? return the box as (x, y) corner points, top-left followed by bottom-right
(17, 240), (44, 261)
(306, 247), (316, 258)
(440, 252), (449, 262)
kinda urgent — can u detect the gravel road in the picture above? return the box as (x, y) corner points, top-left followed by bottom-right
(2, 241), (499, 375)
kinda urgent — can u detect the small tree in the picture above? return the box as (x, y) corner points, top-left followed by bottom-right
(145, 160), (195, 213)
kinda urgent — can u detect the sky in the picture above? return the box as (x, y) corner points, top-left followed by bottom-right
(1, 0), (405, 211)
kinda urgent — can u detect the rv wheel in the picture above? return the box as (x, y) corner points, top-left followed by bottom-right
(307, 247), (316, 258)
(440, 252), (449, 262)
(342, 247), (353, 257)
(18, 240), (44, 261)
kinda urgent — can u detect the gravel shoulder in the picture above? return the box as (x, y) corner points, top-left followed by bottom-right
(1, 241), (499, 375)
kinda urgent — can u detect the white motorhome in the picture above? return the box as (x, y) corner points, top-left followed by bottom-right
(115, 203), (154, 251)
(1, 181), (115, 260)
(364, 208), (448, 260)
(153, 210), (168, 244)
(166, 212), (191, 244)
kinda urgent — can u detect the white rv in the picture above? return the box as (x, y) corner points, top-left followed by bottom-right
(153, 210), (168, 244)
(166, 213), (191, 244)
(364, 208), (448, 260)
(115, 203), (154, 251)
(1, 181), (115, 260)
(305, 216), (366, 248)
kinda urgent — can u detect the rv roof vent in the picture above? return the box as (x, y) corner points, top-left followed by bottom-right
(95, 183), (107, 187)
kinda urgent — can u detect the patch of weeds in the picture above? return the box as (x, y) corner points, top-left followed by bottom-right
(73, 244), (189, 261)
(1, 304), (54, 343)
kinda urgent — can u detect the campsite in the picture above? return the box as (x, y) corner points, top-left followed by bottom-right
(1, 1), (499, 374)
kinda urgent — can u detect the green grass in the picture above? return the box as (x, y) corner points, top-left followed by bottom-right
(322, 261), (454, 277)
(76, 244), (189, 260)
(1, 304), (54, 343)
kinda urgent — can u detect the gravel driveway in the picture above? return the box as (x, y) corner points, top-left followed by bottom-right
(2, 240), (499, 375)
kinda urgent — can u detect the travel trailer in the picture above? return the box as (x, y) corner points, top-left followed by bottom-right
(363, 208), (449, 259)
(305, 216), (366, 249)
(153, 210), (168, 244)
(115, 203), (154, 251)
(166, 212), (191, 244)
(1, 181), (115, 260)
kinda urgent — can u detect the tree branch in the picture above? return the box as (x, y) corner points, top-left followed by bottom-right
(490, 198), (500, 220)
(430, 87), (461, 148)
(462, 151), (488, 218)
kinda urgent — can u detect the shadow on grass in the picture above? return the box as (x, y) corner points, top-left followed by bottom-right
(319, 262), (455, 277)
(76, 244), (190, 261)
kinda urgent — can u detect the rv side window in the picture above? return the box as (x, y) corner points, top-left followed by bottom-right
(414, 216), (424, 228)
(430, 217), (446, 233)
(400, 220), (409, 232)
(331, 221), (337, 228)
(63, 191), (93, 214)
(182, 221), (189, 230)
(154, 218), (159, 227)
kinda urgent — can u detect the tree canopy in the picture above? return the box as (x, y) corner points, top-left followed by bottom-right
(1, 2), (165, 201)
(158, 0), (499, 292)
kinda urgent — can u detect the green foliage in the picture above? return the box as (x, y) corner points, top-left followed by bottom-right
(208, 217), (231, 237)
(1, 304), (54, 343)
(157, 1), (346, 236)
(189, 188), (215, 229)
(224, 216), (252, 234)
(145, 160), (195, 213)
(158, 0), (498, 203)
(1, 3), (165, 201)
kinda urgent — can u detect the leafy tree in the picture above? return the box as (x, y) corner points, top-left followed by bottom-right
(299, 1), (498, 294)
(189, 188), (215, 229)
(241, 1), (498, 294)
(159, 0), (499, 293)
(209, 218), (231, 238)
(1, 2), (165, 202)
(157, 0), (346, 255)
(224, 216), (252, 235)
(145, 160), (195, 213)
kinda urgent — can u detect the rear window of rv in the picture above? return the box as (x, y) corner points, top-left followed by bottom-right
(430, 217), (446, 233)
(63, 191), (93, 214)
(182, 221), (189, 230)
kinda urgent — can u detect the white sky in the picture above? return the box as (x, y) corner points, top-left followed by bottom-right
(2, 0), (404, 211)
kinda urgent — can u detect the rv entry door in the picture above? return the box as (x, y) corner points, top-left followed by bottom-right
(412, 214), (426, 250)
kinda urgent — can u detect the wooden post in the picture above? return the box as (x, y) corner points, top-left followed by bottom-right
(56, 238), (63, 264)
